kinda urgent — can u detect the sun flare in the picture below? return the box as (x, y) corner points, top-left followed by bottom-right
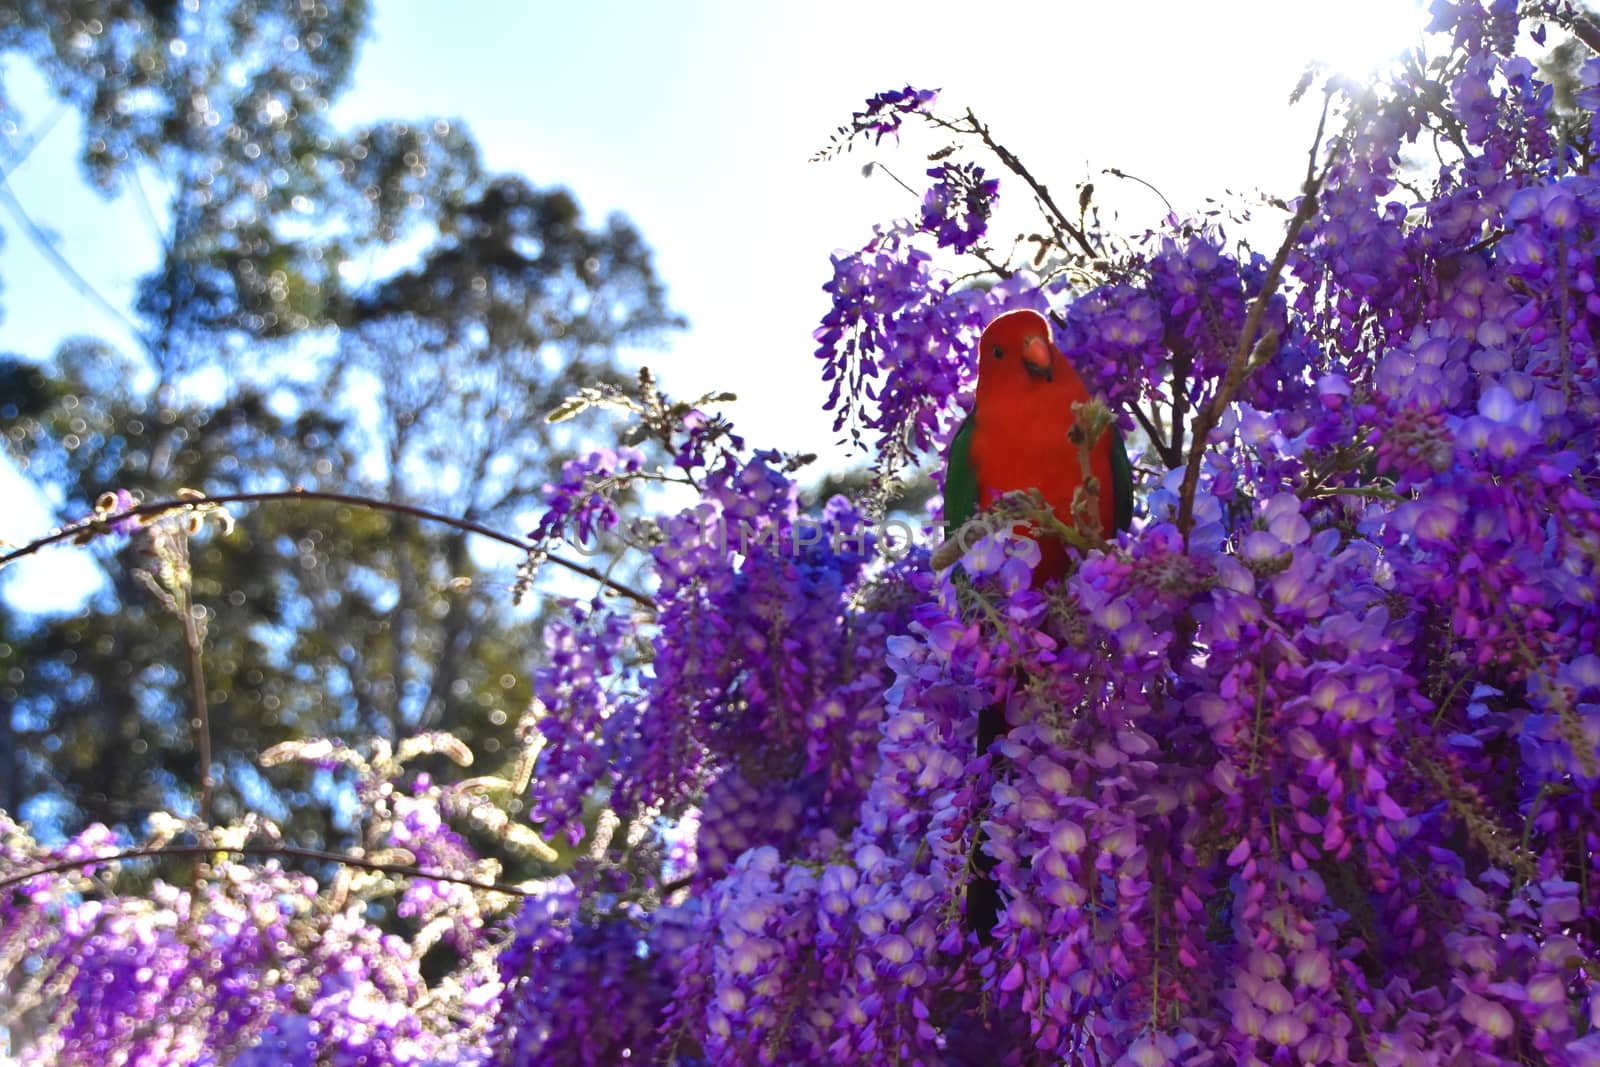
(1277, 0), (1430, 77)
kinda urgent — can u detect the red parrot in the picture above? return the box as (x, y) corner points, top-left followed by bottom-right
(943, 306), (1134, 943)
(944, 307), (1132, 578)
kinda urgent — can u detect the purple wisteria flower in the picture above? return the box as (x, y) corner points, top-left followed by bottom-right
(919, 162), (999, 254)
(505, 8), (1600, 1056)
(850, 85), (939, 147)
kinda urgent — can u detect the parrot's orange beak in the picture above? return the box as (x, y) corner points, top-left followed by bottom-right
(1021, 335), (1054, 381)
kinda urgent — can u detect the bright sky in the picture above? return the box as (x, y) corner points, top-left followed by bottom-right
(0, 0), (1429, 610)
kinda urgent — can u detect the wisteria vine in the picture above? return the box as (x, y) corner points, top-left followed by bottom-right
(5, 1), (1600, 1063)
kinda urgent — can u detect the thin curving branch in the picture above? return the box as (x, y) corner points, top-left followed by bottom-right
(0, 841), (533, 897)
(0, 488), (656, 609)
(961, 108), (1101, 261)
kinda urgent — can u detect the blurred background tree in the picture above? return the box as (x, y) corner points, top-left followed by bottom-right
(0, 0), (684, 847)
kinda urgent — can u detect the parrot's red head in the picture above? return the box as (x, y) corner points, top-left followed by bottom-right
(974, 308), (1091, 420)
(977, 308), (1056, 385)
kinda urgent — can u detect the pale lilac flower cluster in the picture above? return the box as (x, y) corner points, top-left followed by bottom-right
(0, 814), (477, 1067)
(528, 446), (646, 548)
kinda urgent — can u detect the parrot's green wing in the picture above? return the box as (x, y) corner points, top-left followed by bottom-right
(944, 411), (979, 533)
(1110, 426), (1134, 534)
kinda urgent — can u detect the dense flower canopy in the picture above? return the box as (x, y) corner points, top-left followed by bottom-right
(6, 0), (1600, 1064)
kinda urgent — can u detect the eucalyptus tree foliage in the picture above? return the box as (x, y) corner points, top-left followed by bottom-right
(0, 1), (683, 839)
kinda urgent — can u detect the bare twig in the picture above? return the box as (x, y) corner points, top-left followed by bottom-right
(1104, 167), (1176, 216)
(1170, 345), (1193, 465)
(956, 109), (1101, 261)
(1129, 404), (1177, 468)
(178, 586), (214, 822)
(0, 103), (68, 174)
(0, 488), (656, 610)
(1549, 5), (1600, 54)
(863, 161), (922, 198)
(0, 842), (533, 897)
(1175, 91), (1336, 544)
(970, 245), (1017, 280)
(0, 173), (150, 348)
(128, 518), (216, 821)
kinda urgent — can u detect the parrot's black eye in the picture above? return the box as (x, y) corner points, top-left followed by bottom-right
(990, 345), (1004, 360)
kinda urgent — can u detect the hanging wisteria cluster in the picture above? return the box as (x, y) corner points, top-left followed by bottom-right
(5, 0), (1600, 1062)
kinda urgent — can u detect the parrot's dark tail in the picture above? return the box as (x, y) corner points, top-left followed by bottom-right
(964, 701), (1008, 944)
